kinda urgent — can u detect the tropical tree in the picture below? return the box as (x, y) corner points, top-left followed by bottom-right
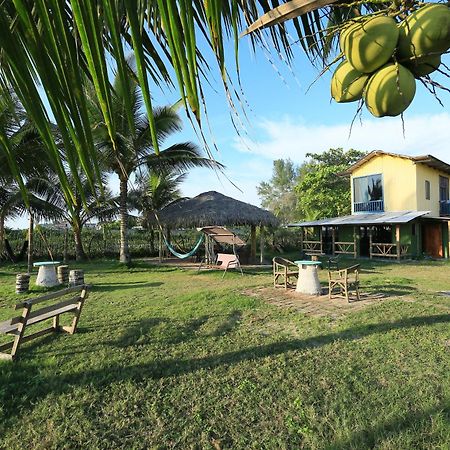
(88, 69), (220, 263)
(33, 172), (118, 261)
(0, 1), (386, 204)
(295, 148), (367, 220)
(0, 89), (57, 258)
(129, 171), (187, 254)
(257, 159), (301, 224)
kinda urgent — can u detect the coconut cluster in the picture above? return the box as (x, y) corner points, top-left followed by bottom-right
(331, 4), (450, 117)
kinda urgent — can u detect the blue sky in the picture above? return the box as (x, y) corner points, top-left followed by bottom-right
(7, 26), (450, 229)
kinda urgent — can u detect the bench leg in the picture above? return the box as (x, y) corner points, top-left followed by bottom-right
(10, 305), (31, 360)
(53, 315), (60, 330)
(61, 288), (88, 335)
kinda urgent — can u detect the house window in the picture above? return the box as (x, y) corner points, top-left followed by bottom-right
(425, 180), (430, 200)
(439, 176), (449, 201)
(353, 174), (383, 212)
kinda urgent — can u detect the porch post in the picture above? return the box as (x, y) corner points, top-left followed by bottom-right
(369, 227), (373, 259)
(395, 224), (401, 261)
(448, 221), (450, 259)
(319, 227), (323, 254)
(353, 226), (358, 258)
(299, 227), (304, 254)
(331, 227), (336, 256)
(259, 225), (264, 264)
(250, 225), (256, 263)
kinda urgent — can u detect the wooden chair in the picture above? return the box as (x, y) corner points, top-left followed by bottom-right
(0, 285), (89, 361)
(273, 257), (298, 289)
(328, 264), (360, 302)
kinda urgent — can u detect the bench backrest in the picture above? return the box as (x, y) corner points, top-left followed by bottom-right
(8, 285), (89, 326)
(216, 253), (239, 268)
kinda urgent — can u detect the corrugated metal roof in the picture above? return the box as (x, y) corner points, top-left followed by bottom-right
(288, 211), (431, 227)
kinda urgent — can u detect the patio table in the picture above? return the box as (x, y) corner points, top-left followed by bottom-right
(33, 261), (61, 287)
(294, 260), (322, 295)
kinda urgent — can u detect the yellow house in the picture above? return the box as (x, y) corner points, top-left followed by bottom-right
(290, 150), (450, 260)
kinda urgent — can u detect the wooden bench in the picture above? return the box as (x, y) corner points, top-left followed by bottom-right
(328, 265), (360, 302)
(273, 257), (298, 289)
(0, 285), (89, 361)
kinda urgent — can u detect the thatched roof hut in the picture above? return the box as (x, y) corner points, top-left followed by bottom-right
(156, 191), (279, 228)
(156, 191), (279, 263)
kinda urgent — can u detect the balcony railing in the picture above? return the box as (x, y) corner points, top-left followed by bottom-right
(440, 200), (450, 216)
(353, 200), (384, 213)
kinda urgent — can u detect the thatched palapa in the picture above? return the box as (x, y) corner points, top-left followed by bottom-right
(156, 191), (278, 263)
(156, 191), (279, 229)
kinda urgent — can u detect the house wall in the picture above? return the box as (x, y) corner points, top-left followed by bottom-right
(416, 164), (450, 216)
(351, 154), (417, 212)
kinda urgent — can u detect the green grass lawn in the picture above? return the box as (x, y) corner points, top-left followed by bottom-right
(0, 258), (449, 449)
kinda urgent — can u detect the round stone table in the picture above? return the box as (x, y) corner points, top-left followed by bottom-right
(33, 261), (61, 287)
(294, 260), (322, 295)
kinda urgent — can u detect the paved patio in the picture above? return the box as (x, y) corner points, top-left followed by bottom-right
(242, 287), (405, 318)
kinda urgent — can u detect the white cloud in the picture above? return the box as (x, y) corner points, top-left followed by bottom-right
(233, 112), (450, 164)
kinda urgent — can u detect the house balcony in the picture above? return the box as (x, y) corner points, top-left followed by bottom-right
(439, 200), (450, 216)
(353, 200), (384, 213)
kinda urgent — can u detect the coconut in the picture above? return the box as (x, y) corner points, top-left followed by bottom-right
(364, 63), (416, 117)
(340, 16), (399, 73)
(405, 54), (441, 78)
(331, 60), (370, 103)
(397, 4), (450, 60)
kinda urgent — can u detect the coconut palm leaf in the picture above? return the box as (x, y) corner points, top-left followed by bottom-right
(1, 0), (359, 202)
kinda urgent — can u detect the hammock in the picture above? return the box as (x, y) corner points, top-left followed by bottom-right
(162, 233), (204, 259)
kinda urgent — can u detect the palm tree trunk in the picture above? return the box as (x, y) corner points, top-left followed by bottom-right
(119, 177), (130, 263)
(73, 224), (87, 261)
(27, 211), (34, 273)
(150, 227), (155, 254)
(0, 213), (5, 258)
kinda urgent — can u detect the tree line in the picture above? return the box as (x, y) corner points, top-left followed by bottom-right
(257, 148), (367, 224)
(0, 67), (219, 267)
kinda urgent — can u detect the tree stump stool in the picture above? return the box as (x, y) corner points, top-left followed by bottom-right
(69, 269), (84, 286)
(15, 273), (30, 294)
(57, 265), (69, 285)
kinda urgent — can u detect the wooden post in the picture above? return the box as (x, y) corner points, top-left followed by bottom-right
(353, 226), (358, 258)
(396, 224), (401, 261)
(448, 221), (450, 259)
(299, 227), (303, 254)
(158, 230), (162, 262)
(63, 224), (68, 263)
(369, 227), (373, 259)
(319, 227), (323, 254)
(259, 225), (264, 264)
(27, 211), (34, 274)
(331, 227), (336, 256)
(250, 225), (256, 263)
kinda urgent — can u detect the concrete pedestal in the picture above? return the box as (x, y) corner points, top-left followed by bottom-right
(34, 261), (61, 287)
(294, 261), (322, 295)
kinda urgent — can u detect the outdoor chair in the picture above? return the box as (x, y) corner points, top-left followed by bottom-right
(273, 257), (298, 289)
(327, 255), (340, 271)
(328, 264), (360, 302)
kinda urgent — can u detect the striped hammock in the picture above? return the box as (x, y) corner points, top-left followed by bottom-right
(162, 234), (204, 259)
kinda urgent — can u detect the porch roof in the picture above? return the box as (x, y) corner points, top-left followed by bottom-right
(288, 211), (431, 227)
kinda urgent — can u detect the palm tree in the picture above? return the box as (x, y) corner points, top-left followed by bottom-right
(129, 171), (187, 254)
(88, 69), (220, 263)
(33, 172), (118, 261)
(0, 1), (357, 201)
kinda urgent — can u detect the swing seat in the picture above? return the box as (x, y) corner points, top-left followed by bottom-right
(198, 253), (243, 278)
